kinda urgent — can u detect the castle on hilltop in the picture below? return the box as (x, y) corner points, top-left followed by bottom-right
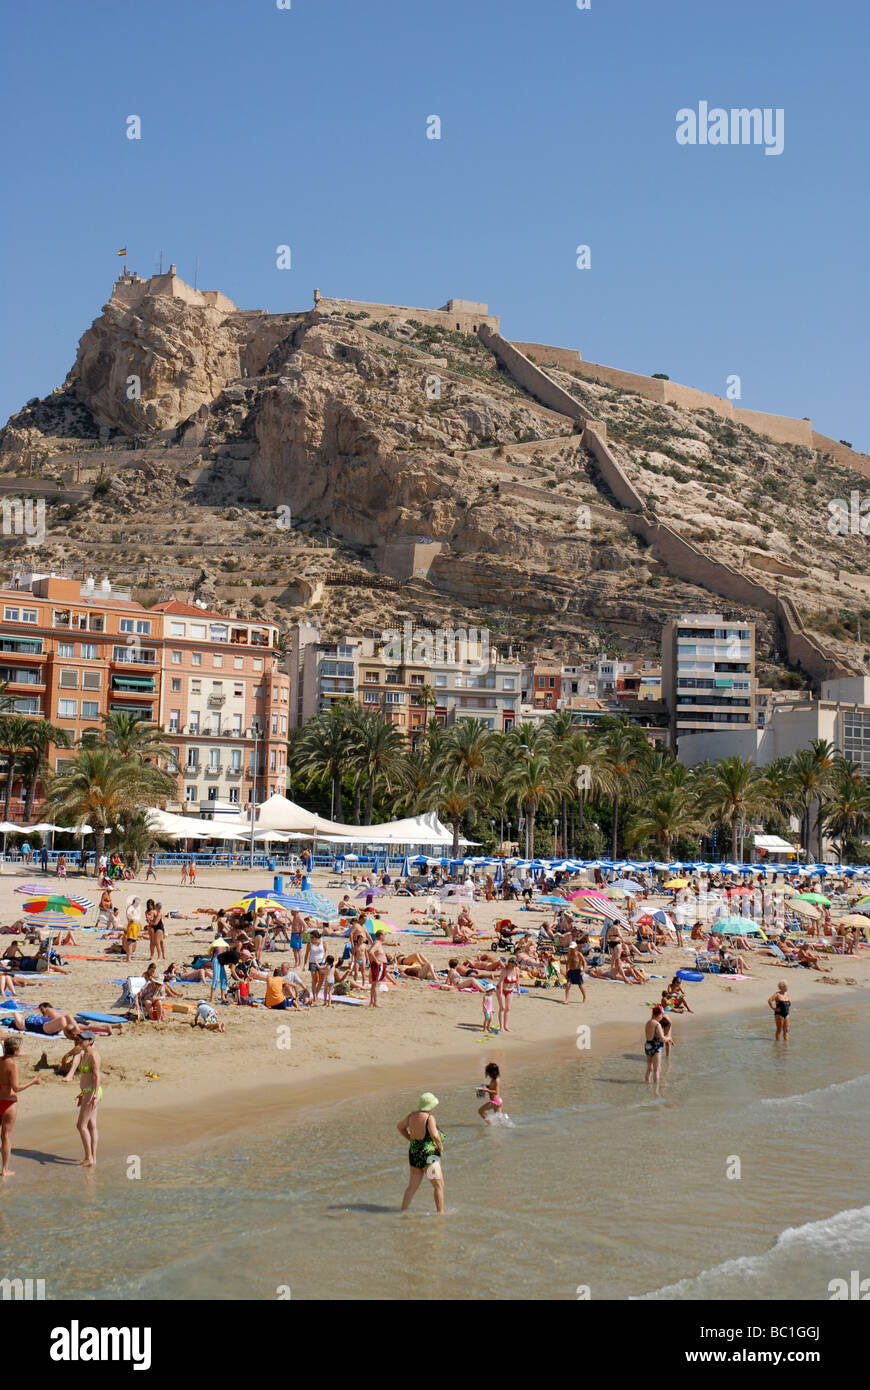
(107, 267), (862, 470)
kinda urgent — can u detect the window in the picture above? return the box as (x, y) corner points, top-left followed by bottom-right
(232, 713), (242, 734)
(385, 691), (404, 704)
(80, 728), (100, 744)
(58, 698), (77, 717)
(120, 619), (134, 633)
(364, 691), (378, 704)
(207, 787), (218, 801)
(227, 787), (240, 804)
(234, 657), (243, 670)
(253, 659), (263, 671)
(280, 715), (287, 734)
(3, 607), (19, 621)
(253, 686), (262, 698)
(213, 654), (223, 668)
(189, 713), (200, 734)
(191, 624), (206, 640)
(271, 713), (278, 733)
(435, 675), (447, 688)
(171, 651), (181, 664)
(209, 748), (220, 771)
(58, 643), (75, 657)
(364, 672), (379, 684)
(170, 623), (186, 638)
(233, 683), (244, 697)
(185, 785), (198, 803)
(270, 750), (277, 770)
(81, 700), (99, 719)
(55, 758), (75, 774)
(59, 669), (78, 688)
(230, 749), (242, 771)
(210, 625), (228, 643)
(502, 677), (515, 690)
(171, 678), (181, 692)
(21, 609), (37, 624)
(82, 670), (101, 690)
(191, 653), (201, 666)
(548, 677), (555, 688)
(81, 643), (98, 660)
(88, 616), (104, 633)
(191, 680), (201, 693)
(169, 710), (180, 732)
(186, 749), (199, 770)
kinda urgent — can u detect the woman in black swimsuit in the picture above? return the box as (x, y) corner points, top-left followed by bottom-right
(768, 980), (791, 1041)
(151, 902), (166, 962)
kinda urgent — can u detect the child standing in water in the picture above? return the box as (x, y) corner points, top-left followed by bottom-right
(660, 1015), (675, 1056)
(477, 1062), (503, 1124)
(768, 980), (791, 1040)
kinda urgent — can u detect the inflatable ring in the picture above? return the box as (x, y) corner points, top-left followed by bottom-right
(676, 969), (704, 983)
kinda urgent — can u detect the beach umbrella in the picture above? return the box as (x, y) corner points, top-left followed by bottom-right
(710, 916), (762, 934)
(786, 899), (821, 919)
(230, 893), (291, 915)
(651, 910), (675, 931)
(795, 892), (831, 906)
(355, 886), (388, 898)
(246, 888), (339, 921)
(663, 877), (689, 889)
(609, 878), (645, 894)
(15, 886), (96, 908)
(838, 913), (870, 929)
(21, 893), (95, 926)
(534, 894), (573, 907)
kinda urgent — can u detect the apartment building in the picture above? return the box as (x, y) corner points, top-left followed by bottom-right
(152, 600), (290, 812)
(288, 622), (521, 743)
(523, 662), (562, 711)
(0, 574), (159, 789)
(662, 613), (756, 751)
(0, 573), (289, 818)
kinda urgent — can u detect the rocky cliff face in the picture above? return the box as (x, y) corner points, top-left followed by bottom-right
(0, 282), (867, 683)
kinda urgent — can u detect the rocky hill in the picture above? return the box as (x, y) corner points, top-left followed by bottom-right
(1, 276), (868, 684)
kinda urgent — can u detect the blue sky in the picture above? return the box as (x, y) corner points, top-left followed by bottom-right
(1, 0), (867, 449)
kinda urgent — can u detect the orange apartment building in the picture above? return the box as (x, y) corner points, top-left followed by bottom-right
(0, 574), (289, 818)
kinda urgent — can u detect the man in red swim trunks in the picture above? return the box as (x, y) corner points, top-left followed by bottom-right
(0, 1037), (41, 1177)
(368, 931), (388, 1009)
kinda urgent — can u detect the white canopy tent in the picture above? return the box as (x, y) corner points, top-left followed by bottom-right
(143, 796), (471, 849)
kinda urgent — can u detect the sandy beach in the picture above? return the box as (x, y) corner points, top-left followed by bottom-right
(2, 864), (867, 1167)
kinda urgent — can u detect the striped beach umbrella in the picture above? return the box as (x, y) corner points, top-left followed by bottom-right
(21, 893), (96, 927)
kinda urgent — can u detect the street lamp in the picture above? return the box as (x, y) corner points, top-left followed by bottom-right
(248, 723), (262, 870)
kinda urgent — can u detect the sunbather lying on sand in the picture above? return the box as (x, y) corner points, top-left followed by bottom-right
(796, 944), (831, 972)
(394, 952), (437, 980)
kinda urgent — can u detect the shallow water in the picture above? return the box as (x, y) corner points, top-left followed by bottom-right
(2, 994), (868, 1300)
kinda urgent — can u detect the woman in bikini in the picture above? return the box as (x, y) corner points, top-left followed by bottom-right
(64, 1035), (102, 1167)
(0, 1037), (41, 1177)
(496, 957), (520, 1033)
(644, 1006), (666, 1091)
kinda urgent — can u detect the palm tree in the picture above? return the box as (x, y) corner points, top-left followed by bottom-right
(630, 785), (700, 860)
(101, 711), (176, 766)
(43, 746), (176, 864)
(787, 747), (834, 864)
(352, 713), (408, 824)
(598, 721), (646, 858)
(502, 751), (559, 859)
(19, 720), (73, 821)
(291, 704), (353, 821)
(0, 714), (37, 820)
(700, 756), (772, 862)
(808, 738), (837, 860)
(819, 760), (870, 862)
(417, 772), (476, 857)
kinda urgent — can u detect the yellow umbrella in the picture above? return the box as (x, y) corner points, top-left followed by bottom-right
(786, 898), (821, 919)
(837, 913), (870, 930)
(664, 878), (689, 889)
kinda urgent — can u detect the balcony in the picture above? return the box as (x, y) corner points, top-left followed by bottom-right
(226, 766), (242, 778)
(207, 693), (226, 708)
(205, 765), (222, 777)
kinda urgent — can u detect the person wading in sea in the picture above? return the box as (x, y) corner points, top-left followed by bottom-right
(397, 1093), (444, 1214)
(0, 1037), (41, 1176)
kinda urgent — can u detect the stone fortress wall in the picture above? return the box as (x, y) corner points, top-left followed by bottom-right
(111, 266), (237, 315)
(513, 342), (822, 449)
(312, 295), (500, 335)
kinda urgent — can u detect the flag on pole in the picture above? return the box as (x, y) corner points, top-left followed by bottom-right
(117, 248), (127, 256)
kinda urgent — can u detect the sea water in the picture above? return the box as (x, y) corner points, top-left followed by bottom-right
(1, 994), (868, 1301)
